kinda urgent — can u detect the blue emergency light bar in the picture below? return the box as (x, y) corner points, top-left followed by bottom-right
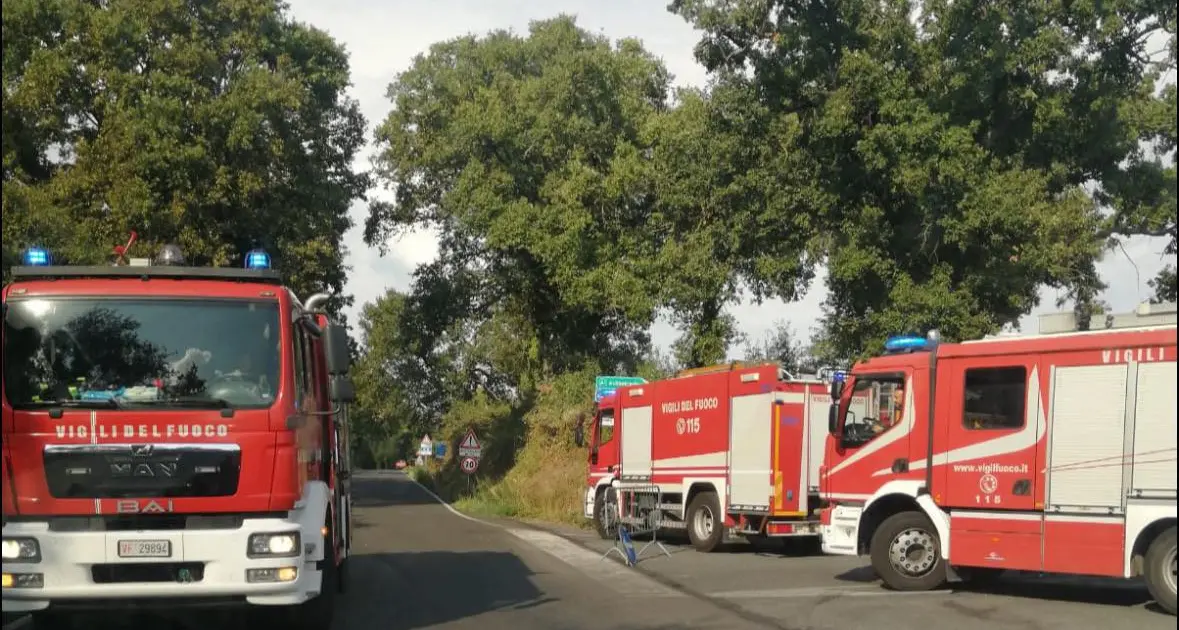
(11, 244), (282, 284)
(884, 335), (932, 354)
(22, 247), (50, 266)
(244, 249), (272, 270)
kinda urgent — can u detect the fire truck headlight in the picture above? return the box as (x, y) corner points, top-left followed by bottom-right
(1, 538), (41, 562)
(247, 532), (300, 558)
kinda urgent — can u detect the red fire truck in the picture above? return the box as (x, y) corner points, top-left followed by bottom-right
(2, 244), (356, 628)
(577, 364), (870, 552)
(819, 325), (1177, 615)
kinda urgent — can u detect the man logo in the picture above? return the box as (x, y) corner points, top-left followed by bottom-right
(109, 461), (179, 478)
(115, 499), (174, 514)
(131, 444), (154, 457)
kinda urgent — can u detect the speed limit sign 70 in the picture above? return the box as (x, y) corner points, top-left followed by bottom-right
(460, 456), (479, 475)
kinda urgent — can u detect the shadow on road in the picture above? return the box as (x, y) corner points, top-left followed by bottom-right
(349, 471), (440, 508)
(834, 565), (879, 583)
(834, 565), (1161, 611)
(962, 573), (1156, 609)
(336, 551), (556, 630)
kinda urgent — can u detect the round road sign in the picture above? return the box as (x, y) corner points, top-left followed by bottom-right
(460, 456), (479, 475)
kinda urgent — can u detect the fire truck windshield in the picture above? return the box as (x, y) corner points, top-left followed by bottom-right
(3, 297), (281, 410)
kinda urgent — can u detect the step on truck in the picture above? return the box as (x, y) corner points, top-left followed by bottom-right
(2, 243), (356, 628)
(819, 322), (1177, 615)
(576, 363), (869, 552)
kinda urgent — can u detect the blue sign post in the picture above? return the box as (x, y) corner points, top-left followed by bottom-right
(434, 443), (448, 459)
(594, 375), (647, 402)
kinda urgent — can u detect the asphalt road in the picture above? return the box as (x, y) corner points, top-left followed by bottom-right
(4, 471), (760, 630)
(4, 471), (1174, 630)
(546, 511), (1176, 630)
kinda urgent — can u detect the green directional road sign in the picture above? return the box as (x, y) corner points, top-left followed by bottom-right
(594, 375), (647, 402)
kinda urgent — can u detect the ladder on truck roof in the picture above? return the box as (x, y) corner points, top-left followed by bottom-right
(674, 361), (805, 382)
(970, 301), (1177, 343)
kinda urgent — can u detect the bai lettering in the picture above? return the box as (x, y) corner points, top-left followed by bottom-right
(115, 499), (174, 514)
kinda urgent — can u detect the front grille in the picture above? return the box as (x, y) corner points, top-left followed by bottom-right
(48, 514), (245, 532)
(43, 443), (241, 499)
(91, 562), (205, 584)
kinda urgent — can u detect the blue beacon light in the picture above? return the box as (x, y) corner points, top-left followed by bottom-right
(883, 335), (931, 353)
(244, 249), (271, 270)
(22, 247), (51, 266)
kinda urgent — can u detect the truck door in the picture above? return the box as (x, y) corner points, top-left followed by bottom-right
(824, 371), (912, 500)
(940, 357), (1041, 512)
(589, 408), (618, 478)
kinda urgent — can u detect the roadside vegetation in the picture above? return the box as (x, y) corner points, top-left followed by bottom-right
(3, 1), (1174, 522)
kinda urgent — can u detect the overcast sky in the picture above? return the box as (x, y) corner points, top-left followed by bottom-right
(284, 0), (1173, 354)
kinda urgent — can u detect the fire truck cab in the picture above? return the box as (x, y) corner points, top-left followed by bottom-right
(2, 244), (356, 628)
(578, 363), (870, 552)
(819, 322), (1177, 615)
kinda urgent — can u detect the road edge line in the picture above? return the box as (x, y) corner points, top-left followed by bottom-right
(397, 470), (489, 526)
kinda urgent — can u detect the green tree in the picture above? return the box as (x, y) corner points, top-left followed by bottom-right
(648, 81), (820, 366)
(2, 0), (368, 313)
(364, 16), (674, 376)
(741, 319), (810, 373)
(671, 0), (1174, 356)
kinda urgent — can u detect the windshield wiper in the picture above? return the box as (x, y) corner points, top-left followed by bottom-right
(129, 396), (233, 409)
(26, 398), (122, 410)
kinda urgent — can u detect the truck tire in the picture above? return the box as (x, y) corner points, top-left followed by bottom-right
(593, 487), (619, 540)
(1144, 526), (1177, 616)
(686, 491), (724, 553)
(337, 556), (349, 594)
(276, 523), (339, 630)
(870, 511), (947, 591)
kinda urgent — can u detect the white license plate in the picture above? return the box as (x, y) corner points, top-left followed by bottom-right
(118, 540), (172, 558)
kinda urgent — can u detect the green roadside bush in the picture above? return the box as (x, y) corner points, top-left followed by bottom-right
(411, 366), (597, 526)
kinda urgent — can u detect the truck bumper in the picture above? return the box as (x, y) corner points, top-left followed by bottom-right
(2, 515), (323, 613)
(819, 504), (862, 556)
(584, 486), (596, 519)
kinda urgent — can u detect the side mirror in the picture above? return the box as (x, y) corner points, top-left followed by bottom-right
(324, 323), (352, 375)
(329, 375), (355, 404)
(828, 405), (839, 435)
(574, 422), (585, 448)
(830, 377), (845, 399)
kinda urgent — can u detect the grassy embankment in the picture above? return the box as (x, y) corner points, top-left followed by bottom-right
(407, 367), (596, 527)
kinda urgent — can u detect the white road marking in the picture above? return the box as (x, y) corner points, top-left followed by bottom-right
(506, 527), (683, 598)
(399, 471), (683, 598)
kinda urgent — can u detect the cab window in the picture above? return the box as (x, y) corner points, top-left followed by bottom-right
(842, 373), (906, 447)
(598, 410), (615, 445)
(963, 366), (1026, 430)
(292, 318), (311, 404)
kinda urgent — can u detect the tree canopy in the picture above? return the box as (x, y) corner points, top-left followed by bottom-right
(4, 2), (1173, 481)
(671, 0), (1176, 356)
(2, 0), (369, 312)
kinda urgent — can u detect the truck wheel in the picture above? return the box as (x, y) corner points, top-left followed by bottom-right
(284, 525), (339, 630)
(337, 556), (349, 594)
(870, 511), (947, 591)
(686, 491), (724, 553)
(1144, 526), (1177, 616)
(593, 487), (619, 540)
